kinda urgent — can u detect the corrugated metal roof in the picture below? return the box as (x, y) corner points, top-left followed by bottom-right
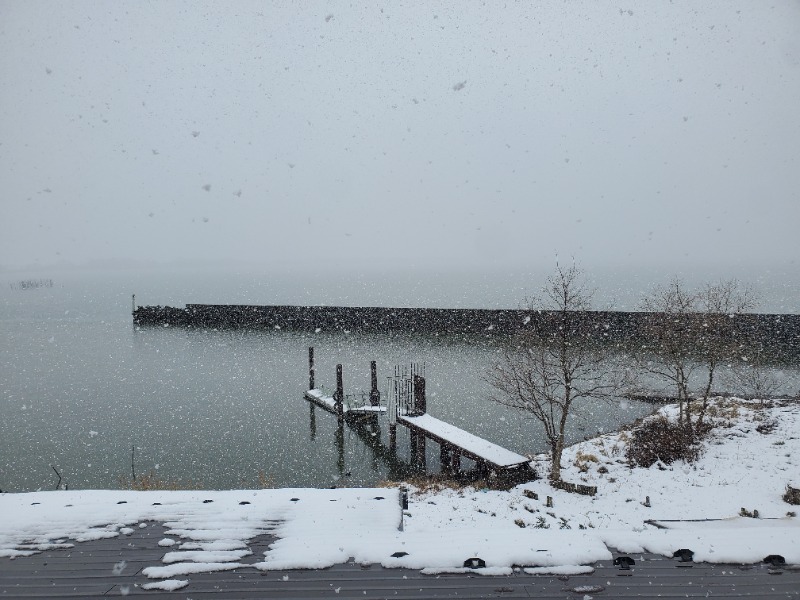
(2, 521), (798, 598)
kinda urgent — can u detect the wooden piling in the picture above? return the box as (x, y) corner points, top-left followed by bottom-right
(335, 364), (344, 420)
(308, 347), (315, 389)
(389, 424), (397, 453)
(440, 443), (451, 473)
(413, 374), (426, 415)
(335, 420), (345, 475)
(415, 432), (427, 471)
(369, 360), (380, 407)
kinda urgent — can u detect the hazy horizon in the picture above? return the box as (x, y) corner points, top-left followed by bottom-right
(3, 260), (799, 314)
(2, 1), (799, 277)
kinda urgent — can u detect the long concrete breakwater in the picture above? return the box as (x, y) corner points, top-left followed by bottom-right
(133, 303), (800, 358)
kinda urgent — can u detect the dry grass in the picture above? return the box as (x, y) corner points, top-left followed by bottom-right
(574, 451), (600, 473)
(119, 470), (201, 491)
(376, 474), (497, 494)
(119, 470), (276, 491)
(690, 398), (743, 422)
(257, 470), (275, 489)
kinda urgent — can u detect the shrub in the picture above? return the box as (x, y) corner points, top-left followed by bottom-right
(756, 419), (778, 434)
(784, 485), (800, 506)
(626, 417), (702, 467)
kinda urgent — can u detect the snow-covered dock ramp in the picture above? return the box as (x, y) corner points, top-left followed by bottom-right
(398, 414), (529, 469)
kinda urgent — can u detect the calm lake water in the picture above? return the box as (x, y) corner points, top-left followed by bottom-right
(2, 266), (797, 492)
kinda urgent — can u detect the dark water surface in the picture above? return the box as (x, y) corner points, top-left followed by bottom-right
(2, 267), (796, 492)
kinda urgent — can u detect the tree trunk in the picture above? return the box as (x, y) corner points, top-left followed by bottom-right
(677, 377), (692, 434)
(696, 368), (714, 430)
(549, 438), (564, 482)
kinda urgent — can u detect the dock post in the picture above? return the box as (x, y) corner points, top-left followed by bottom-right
(440, 443), (451, 473)
(309, 404), (316, 440)
(417, 434), (426, 471)
(369, 360), (380, 407)
(335, 364), (344, 421)
(308, 347), (315, 390)
(411, 430), (426, 471)
(132, 294), (136, 316)
(388, 375), (397, 453)
(413, 375), (426, 415)
(335, 420), (345, 476)
(452, 450), (461, 473)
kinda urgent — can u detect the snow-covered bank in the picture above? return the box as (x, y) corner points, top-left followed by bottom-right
(1, 398), (798, 588)
(407, 398), (800, 564)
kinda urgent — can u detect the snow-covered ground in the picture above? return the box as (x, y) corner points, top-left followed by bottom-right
(1, 398), (798, 589)
(407, 398), (800, 566)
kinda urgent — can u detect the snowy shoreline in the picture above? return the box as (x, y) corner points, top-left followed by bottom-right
(2, 398), (798, 585)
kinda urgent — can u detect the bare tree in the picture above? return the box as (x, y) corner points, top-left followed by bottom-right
(639, 278), (756, 431)
(485, 264), (617, 482)
(732, 359), (782, 407)
(694, 280), (756, 426)
(639, 279), (698, 427)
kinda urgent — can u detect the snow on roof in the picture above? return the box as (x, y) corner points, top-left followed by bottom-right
(0, 487), (611, 577)
(398, 413), (528, 467)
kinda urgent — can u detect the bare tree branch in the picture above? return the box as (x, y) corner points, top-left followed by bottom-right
(485, 264), (619, 482)
(636, 278), (758, 430)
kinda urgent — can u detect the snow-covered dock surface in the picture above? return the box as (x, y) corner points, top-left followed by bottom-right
(304, 388), (387, 414)
(398, 413), (529, 467)
(2, 398), (800, 596)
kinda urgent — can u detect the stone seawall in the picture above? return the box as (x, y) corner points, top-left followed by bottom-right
(133, 303), (800, 359)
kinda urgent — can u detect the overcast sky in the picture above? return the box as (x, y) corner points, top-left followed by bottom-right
(1, 0), (799, 275)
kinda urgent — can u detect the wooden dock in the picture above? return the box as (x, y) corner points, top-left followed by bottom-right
(304, 349), (534, 482)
